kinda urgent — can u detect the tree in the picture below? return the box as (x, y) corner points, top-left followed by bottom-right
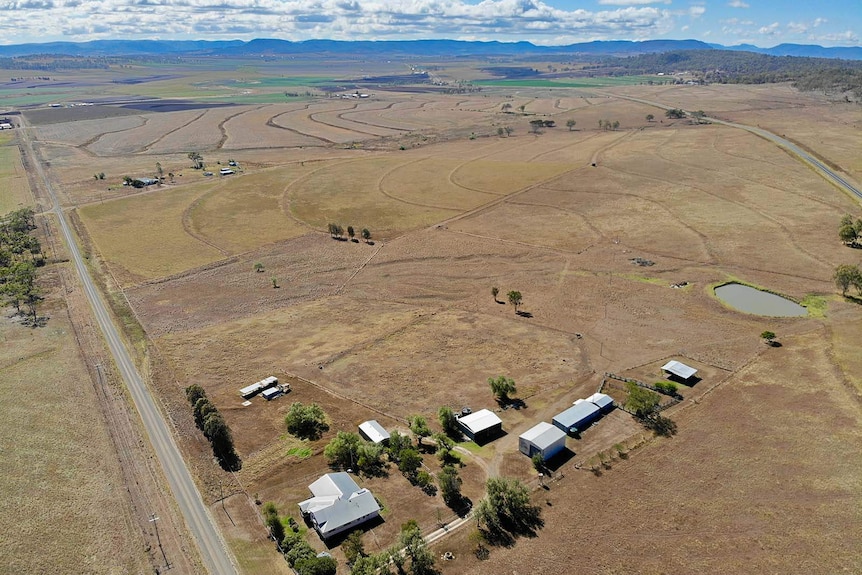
(531, 453), (545, 472)
(529, 119), (544, 134)
(834, 264), (862, 296)
(168, 172), (175, 183)
(387, 430), (412, 463)
(497, 127), (505, 137)
(399, 520), (436, 575)
(437, 465), (463, 507)
(612, 120), (620, 130)
(263, 502), (286, 543)
(517, 104), (525, 113)
(185, 384), (207, 406)
(625, 381), (661, 418)
(488, 375), (517, 402)
(475, 477), (542, 544)
(347, 226), (355, 241)
(501, 103), (512, 113)
(839, 224), (857, 245)
(342, 530), (366, 565)
(665, 108), (686, 119)
(253, 262), (264, 273)
(361, 228), (371, 243)
(408, 415), (431, 447)
(295, 555), (337, 575)
(271, 276), (278, 288)
(506, 290), (522, 313)
(187, 151), (204, 169)
(491, 286), (499, 302)
(542, 120), (555, 128)
(646, 114), (655, 122)
(398, 448), (422, 478)
(692, 110), (706, 123)
(504, 126), (514, 136)
(155, 161), (164, 181)
(761, 330), (777, 346)
(566, 119), (576, 131)
(437, 406), (461, 439)
(324, 431), (363, 470)
(285, 402), (329, 440)
(193, 397), (217, 429)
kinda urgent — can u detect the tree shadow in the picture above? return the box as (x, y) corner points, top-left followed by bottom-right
(215, 448), (242, 471)
(516, 310), (533, 318)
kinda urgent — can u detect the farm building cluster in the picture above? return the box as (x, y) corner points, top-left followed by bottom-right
(239, 375), (289, 401)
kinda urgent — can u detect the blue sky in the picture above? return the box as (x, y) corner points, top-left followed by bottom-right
(1, 0), (859, 47)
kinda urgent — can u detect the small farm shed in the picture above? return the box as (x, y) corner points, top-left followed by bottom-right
(553, 402), (600, 434)
(519, 422), (567, 460)
(261, 387), (283, 401)
(458, 409), (503, 443)
(662, 360), (698, 381)
(358, 420), (390, 444)
(298, 472), (381, 540)
(585, 392), (614, 413)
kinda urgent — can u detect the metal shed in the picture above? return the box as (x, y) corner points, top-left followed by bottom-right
(662, 360), (698, 380)
(553, 402), (600, 433)
(458, 409), (503, 444)
(358, 420), (390, 444)
(519, 422), (567, 460)
(585, 392), (615, 413)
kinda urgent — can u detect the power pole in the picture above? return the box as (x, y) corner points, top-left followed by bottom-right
(149, 513), (169, 569)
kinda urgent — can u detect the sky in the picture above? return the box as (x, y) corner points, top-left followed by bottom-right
(1, 0), (859, 47)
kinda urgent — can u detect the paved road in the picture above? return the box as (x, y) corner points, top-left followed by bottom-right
(603, 92), (862, 202)
(18, 122), (238, 575)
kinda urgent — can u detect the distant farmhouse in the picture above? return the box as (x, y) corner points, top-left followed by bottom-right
(298, 472), (380, 540)
(0, 118), (13, 130)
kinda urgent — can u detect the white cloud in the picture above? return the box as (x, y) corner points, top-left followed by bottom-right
(1, 0), (681, 43)
(688, 5), (705, 18)
(681, 24), (688, 31)
(758, 22), (780, 36)
(812, 30), (859, 45)
(598, 0), (670, 5)
(727, 0), (748, 7)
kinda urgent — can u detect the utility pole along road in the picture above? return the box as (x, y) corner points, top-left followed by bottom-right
(19, 122), (239, 575)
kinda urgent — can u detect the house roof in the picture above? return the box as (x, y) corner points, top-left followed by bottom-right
(520, 422), (566, 449)
(553, 402), (599, 429)
(458, 409), (502, 434)
(298, 473), (380, 537)
(585, 392), (614, 409)
(358, 420), (390, 444)
(662, 360), (698, 379)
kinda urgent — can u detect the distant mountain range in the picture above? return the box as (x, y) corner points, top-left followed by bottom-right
(1, 38), (860, 61)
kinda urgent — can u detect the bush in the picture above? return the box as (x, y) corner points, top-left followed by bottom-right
(654, 381), (678, 395)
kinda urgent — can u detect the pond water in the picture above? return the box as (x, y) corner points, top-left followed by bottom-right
(714, 283), (807, 317)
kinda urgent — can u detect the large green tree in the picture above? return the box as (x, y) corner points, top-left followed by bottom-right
(475, 477), (543, 545)
(437, 406), (461, 439)
(285, 402), (329, 440)
(408, 415), (431, 446)
(834, 264), (862, 296)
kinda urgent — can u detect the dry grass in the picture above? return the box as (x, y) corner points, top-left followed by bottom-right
(222, 104), (323, 149)
(87, 109), (205, 155)
(186, 164), (313, 253)
(77, 180), (224, 284)
(0, 304), (147, 575)
(33, 115), (146, 146)
(0, 134), (33, 212)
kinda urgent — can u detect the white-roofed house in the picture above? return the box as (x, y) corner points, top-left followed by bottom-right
(457, 409), (502, 444)
(298, 472), (381, 540)
(519, 422), (567, 460)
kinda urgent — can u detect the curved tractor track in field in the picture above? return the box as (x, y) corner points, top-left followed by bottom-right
(267, 104), (334, 145)
(215, 106), (266, 150)
(140, 109), (207, 153)
(81, 116), (149, 155)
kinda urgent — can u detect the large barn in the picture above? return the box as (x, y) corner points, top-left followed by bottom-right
(519, 422), (567, 460)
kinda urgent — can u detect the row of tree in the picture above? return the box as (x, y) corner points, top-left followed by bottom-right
(263, 502), (338, 575)
(328, 223), (372, 243)
(597, 119), (621, 130)
(491, 287), (523, 314)
(0, 208), (44, 324)
(185, 385), (241, 470)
